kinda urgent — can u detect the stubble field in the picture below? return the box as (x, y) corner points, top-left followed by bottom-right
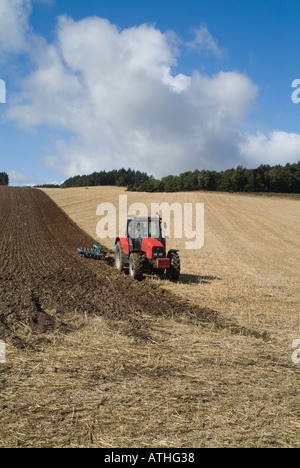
(0, 185), (299, 448)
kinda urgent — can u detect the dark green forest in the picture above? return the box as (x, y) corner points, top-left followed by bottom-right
(0, 172), (9, 186)
(60, 168), (150, 189)
(131, 163), (300, 193)
(45, 162), (300, 193)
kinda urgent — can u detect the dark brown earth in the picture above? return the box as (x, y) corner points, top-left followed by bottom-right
(0, 187), (266, 349)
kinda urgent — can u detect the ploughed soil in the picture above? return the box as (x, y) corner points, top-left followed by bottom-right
(0, 187), (264, 349)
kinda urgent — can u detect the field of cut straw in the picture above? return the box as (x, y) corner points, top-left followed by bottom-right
(0, 186), (299, 448)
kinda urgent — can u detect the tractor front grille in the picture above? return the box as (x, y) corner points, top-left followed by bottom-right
(152, 246), (165, 259)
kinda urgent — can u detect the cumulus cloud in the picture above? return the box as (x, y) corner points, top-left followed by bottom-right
(240, 131), (300, 166)
(3, 1), (300, 180)
(0, 0), (32, 56)
(6, 14), (259, 177)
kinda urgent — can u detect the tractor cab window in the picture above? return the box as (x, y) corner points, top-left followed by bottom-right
(128, 220), (148, 239)
(149, 219), (162, 239)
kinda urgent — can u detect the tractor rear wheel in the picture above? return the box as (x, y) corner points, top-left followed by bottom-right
(115, 241), (124, 271)
(166, 251), (181, 282)
(129, 253), (144, 281)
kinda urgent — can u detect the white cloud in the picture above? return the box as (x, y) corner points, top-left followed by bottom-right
(8, 43), (82, 128)
(239, 131), (300, 167)
(187, 24), (224, 58)
(7, 14), (261, 177)
(8, 169), (33, 186)
(0, 0), (32, 56)
(3, 3), (300, 180)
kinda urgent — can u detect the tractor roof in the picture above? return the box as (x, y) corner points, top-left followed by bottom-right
(127, 216), (161, 221)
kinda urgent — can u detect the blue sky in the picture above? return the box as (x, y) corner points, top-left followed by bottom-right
(0, 0), (300, 185)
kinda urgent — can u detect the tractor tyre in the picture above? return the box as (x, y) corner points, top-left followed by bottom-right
(166, 251), (181, 282)
(129, 253), (144, 281)
(115, 241), (124, 272)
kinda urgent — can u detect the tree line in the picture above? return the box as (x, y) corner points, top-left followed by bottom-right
(60, 168), (151, 189)
(34, 161), (300, 193)
(0, 172), (9, 186)
(128, 163), (300, 193)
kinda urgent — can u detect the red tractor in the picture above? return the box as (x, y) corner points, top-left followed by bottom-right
(114, 216), (180, 281)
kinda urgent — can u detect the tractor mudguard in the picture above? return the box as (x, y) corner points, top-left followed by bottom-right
(115, 237), (130, 255)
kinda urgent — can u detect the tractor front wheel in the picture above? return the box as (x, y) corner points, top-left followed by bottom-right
(129, 253), (144, 281)
(166, 251), (181, 282)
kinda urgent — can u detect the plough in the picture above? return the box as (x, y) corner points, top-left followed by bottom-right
(77, 244), (104, 259)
